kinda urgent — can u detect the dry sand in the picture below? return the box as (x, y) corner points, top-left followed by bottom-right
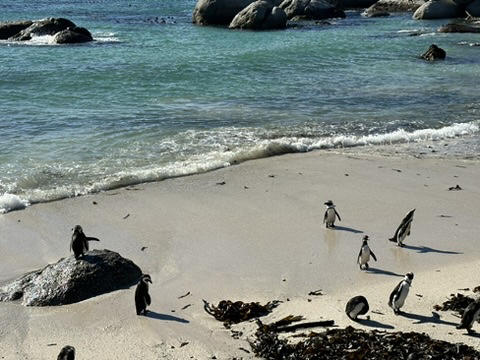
(1, 151), (479, 359)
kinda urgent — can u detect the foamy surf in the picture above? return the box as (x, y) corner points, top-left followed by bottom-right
(0, 194), (30, 214)
(1, 121), (478, 214)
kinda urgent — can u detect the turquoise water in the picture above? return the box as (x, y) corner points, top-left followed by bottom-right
(1, 0), (479, 212)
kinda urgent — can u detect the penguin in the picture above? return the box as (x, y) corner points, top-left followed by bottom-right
(345, 295), (369, 321)
(388, 272), (414, 315)
(456, 298), (480, 334)
(70, 225), (100, 259)
(357, 235), (377, 270)
(135, 274), (152, 315)
(323, 200), (341, 228)
(57, 345), (75, 360)
(389, 209), (415, 247)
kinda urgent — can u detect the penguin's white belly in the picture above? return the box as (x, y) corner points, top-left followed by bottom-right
(325, 209), (335, 223)
(349, 303), (364, 318)
(394, 286), (410, 309)
(360, 247), (370, 264)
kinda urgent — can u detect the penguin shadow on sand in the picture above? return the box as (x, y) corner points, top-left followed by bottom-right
(401, 244), (463, 255)
(144, 311), (190, 324)
(398, 311), (459, 327)
(365, 267), (404, 278)
(330, 225), (363, 234)
(355, 317), (395, 330)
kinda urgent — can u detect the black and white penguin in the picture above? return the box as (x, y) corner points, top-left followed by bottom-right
(135, 274), (152, 315)
(357, 235), (377, 270)
(70, 225), (100, 259)
(323, 200), (341, 228)
(456, 299), (480, 334)
(389, 209), (415, 247)
(345, 295), (369, 321)
(57, 345), (75, 360)
(388, 272), (414, 315)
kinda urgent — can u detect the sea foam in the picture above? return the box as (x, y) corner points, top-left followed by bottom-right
(0, 194), (30, 214)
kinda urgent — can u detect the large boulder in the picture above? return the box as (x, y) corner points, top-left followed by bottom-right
(229, 1), (288, 29)
(466, 0), (480, 16)
(0, 249), (142, 306)
(193, 0), (255, 25)
(363, 0), (424, 16)
(280, 0), (346, 20)
(413, 0), (466, 19)
(9, 18), (76, 41)
(53, 26), (93, 44)
(0, 20), (33, 40)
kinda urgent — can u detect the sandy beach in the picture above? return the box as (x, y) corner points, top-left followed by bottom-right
(1, 150), (479, 359)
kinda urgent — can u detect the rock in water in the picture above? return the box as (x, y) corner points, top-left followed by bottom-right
(0, 249), (142, 306)
(421, 44), (446, 61)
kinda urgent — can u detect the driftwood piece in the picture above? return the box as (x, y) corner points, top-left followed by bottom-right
(276, 320), (335, 332)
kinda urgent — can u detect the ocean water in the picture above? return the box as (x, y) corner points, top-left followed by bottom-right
(1, 0), (479, 213)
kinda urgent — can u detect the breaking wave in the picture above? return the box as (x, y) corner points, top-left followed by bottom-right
(0, 121), (478, 214)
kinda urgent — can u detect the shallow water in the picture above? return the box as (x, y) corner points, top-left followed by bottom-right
(1, 0), (479, 212)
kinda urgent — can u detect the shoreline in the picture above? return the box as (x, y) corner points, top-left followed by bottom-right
(1, 151), (479, 358)
(1, 126), (479, 215)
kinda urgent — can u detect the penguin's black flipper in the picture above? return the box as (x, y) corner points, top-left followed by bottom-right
(371, 251), (377, 262)
(388, 281), (402, 307)
(357, 248), (362, 264)
(335, 209), (341, 221)
(86, 237), (100, 242)
(323, 211), (327, 224)
(146, 293), (151, 306)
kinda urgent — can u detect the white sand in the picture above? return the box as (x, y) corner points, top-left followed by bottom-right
(1, 151), (479, 359)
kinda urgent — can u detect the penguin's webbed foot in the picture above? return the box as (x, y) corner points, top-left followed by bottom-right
(467, 329), (476, 335)
(365, 263), (369, 270)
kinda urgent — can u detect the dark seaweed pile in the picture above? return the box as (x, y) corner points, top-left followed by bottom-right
(203, 299), (281, 326)
(250, 325), (480, 360)
(434, 293), (476, 315)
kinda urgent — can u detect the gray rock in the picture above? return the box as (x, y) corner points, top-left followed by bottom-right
(53, 26), (94, 44)
(0, 20), (33, 40)
(363, 0), (424, 16)
(280, 0), (346, 20)
(421, 44), (446, 60)
(413, 0), (466, 19)
(9, 18), (76, 41)
(438, 22), (480, 31)
(466, 0), (480, 16)
(193, 0), (256, 25)
(229, 1), (288, 29)
(0, 249), (142, 306)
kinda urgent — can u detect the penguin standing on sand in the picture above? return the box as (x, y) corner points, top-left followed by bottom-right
(388, 272), (414, 315)
(357, 235), (377, 270)
(57, 345), (75, 360)
(135, 274), (152, 315)
(70, 225), (100, 259)
(457, 298), (480, 334)
(345, 295), (370, 321)
(323, 200), (341, 228)
(389, 209), (415, 247)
